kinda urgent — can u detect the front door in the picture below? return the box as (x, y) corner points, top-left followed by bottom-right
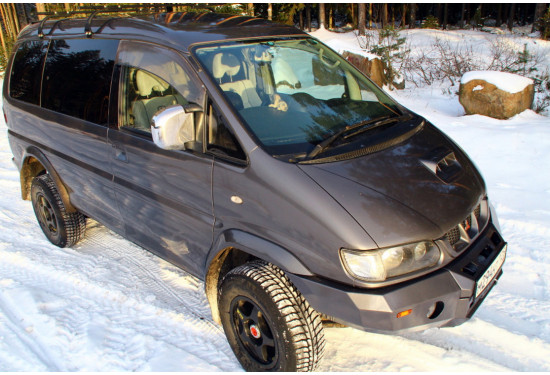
(108, 41), (213, 276)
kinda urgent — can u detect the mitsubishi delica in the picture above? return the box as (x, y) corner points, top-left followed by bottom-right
(3, 12), (507, 371)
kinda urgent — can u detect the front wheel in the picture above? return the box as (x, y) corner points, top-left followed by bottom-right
(218, 260), (325, 372)
(31, 174), (86, 247)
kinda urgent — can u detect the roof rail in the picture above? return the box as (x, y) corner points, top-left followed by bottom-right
(35, 5), (174, 38)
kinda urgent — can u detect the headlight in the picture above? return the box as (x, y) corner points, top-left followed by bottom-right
(340, 241), (441, 282)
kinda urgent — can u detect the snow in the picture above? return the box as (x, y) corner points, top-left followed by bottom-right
(324, 37), (380, 61)
(2, 27), (550, 371)
(313, 27), (381, 61)
(462, 71), (534, 93)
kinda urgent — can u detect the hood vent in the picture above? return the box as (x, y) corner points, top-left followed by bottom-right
(421, 149), (461, 183)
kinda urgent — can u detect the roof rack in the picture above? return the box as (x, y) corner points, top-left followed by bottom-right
(36, 4), (175, 38)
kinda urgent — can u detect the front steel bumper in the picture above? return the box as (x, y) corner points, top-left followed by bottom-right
(289, 224), (506, 333)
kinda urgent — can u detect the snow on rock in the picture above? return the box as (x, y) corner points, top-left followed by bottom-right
(461, 71), (533, 94)
(459, 73), (535, 119)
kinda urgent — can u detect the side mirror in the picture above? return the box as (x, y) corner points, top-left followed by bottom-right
(151, 104), (202, 150)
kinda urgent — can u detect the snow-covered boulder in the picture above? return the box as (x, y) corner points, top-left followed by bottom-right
(459, 71), (534, 119)
(341, 50), (386, 87)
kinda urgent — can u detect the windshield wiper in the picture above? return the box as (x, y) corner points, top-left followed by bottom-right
(304, 114), (412, 160)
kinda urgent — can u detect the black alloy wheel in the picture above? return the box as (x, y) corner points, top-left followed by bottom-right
(230, 295), (278, 366)
(219, 260), (325, 372)
(31, 174), (86, 248)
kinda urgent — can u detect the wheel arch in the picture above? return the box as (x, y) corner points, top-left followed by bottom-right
(204, 229), (313, 324)
(20, 146), (77, 213)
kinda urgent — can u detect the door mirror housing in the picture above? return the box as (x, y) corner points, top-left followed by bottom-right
(151, 104), (202, 150)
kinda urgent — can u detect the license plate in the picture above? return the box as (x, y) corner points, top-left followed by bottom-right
(476, 245), (507, 298)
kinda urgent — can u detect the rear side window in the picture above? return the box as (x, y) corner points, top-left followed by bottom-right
(9, 41), (47, 105)
(42, 39), (119, 125)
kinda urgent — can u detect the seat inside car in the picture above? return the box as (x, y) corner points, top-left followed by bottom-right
(212, 52), (262, 109)
(132, 69), (186, 131)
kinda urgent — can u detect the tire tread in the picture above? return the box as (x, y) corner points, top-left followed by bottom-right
(224, 260), (325, 371)
(32, 174), (86, 247)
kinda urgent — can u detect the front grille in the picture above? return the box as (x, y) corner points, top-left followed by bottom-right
(446, 226), (461, 246)
(444, 202), (485, 252)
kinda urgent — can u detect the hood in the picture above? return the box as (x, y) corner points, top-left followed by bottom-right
(299, 122), (486, 248)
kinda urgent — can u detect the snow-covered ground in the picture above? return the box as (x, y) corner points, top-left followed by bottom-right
(1, 28), (550, 371)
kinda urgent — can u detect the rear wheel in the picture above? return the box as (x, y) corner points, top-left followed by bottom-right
(218, 260), (325, 371)
(31, 174), (86, 247)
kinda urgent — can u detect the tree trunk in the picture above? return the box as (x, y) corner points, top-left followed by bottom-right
(247, 3), (254, 17)
(267, 3), (272, 21)
(401, 4), (407, 28)
(409, 3), (416, 29)
(299, 9), (303, 30)
(508, 3), (515, 31)
(0, 4), (14, 38)
(443, 3), (448, 30)
(319, 3), (325, 29)
(306, 4), (311, 31)
(36, 3), (46, 20)
(381, 3), (387, 28)
(358, 3), (366, 36)
(496, 4), (502, 27)
(10, 3), (20, 34)
(532, 3), (546, 32)
(22, 3), (29, 26)
(0, 5), (8, 36)
(328, 4), (333, 29)
(368, 3), (372, 29)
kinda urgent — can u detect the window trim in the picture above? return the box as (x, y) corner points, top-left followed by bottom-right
(204, 97), (248, 167)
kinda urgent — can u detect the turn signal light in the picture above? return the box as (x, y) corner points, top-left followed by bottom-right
(396, 309), (412, 318)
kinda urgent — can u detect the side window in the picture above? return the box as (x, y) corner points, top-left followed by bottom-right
(207, 102), (246, 161)
(42, 38), (119, 125)
(121, 67), (187, 133)
(9, 41), (47, 105)
(116, 41), (204, 135)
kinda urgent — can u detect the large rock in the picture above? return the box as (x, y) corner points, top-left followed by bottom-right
(459, 71), (534, 120)
(341, 51), (386, 87)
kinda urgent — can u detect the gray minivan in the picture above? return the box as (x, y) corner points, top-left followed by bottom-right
(4, 12), (507, 372)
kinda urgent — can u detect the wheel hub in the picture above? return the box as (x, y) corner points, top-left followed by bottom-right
(37, 194), (58, 235)
(249, 324), (261, 339)
(231, 297), (277, 366)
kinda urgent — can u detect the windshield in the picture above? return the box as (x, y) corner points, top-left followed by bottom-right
(194, 38), (402, 158)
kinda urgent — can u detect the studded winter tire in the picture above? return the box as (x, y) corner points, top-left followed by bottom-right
(218, 260), (325, 372)
(31, 174), (86, 248)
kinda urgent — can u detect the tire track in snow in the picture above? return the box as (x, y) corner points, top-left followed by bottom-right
(0, 244), (240, 371)
(76, 221), (221, 332)
(0, 287), (66, 370)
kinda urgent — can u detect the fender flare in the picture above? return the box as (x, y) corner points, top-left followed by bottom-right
(204, 229), (314, 324)
(206, 229), (314, 277)
(21, 146), (77, 213)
